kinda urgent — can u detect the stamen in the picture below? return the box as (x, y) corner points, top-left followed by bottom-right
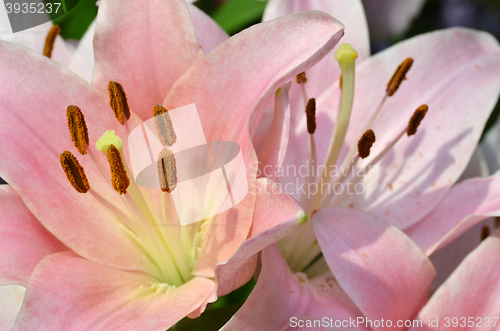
(108, 81), (131, 125)
(358, 129), (376, 159)
(386, 58), (413, 96)
(107, 144), (130, 194)
(157, 149), (178, 193)
(60, 151), (90, 193)
(66, 105), (89, 155)
(296, 72), (307, 84)
(306, 98), (316, 134)
(481, 226), (490, 241)
(407, 105), (428, 136)
(153, 104), (177, 147)
(43, 25), (60, 58)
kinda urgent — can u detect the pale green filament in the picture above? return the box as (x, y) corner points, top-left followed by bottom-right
(309, 43), (358, 213)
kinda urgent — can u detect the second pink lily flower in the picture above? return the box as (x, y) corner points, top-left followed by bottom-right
(222, 0), (500, 330)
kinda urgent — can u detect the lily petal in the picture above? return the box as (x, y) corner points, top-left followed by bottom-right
(313, 207), (435, 331)
(68, 20), (96, 83)
(92, 0), (204, 120)
(15, 252), (216, 331)
(0, 186), (66, 286)
(412, 229), (500, 331)
(342, 28), (500, 228)
(405, 170), (500, 255)
(253, 83), (292, 182)
(0, 285), (25, 331)
(187, 3), (229, 54)
(215, 177), (306, 297)
(222, 245), (368, 331)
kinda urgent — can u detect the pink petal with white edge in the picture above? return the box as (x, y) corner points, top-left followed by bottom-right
(405, 170), (500, 256)
(92, 0), (204, 120)
(68, 20), (96, 82)
(187, 3), (229, 54)
(215, 177), (306, 297)
(0, 186), (66, 286)
(313, 207), (435, 331)
(15, 253), (216, 331)
(253, 83), (291, 182)
(411, 229), (500, 331)
(222, 245), (368, 331)
(0, 42), (152, 273)
(0, 285), (25, 331)
(341, 28), (500, 229)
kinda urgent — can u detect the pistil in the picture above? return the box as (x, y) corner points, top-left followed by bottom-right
(310, 43), (358, 213)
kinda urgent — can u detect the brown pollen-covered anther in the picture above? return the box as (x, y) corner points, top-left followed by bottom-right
(60, 151), (90, 193)
(157, 148), (178, 193)
(153, 104), (177, 147)
(386, 58), (414, 97)
(43, 25), (61, 58)
(67, 105), (89, 155)
(107, 144), (130, 194)
(108, 81), (131, 125)
(358, 129), (376, 159)
(306, 98), (316, 134)
(296, 72), (307, 84)
(407, 104), (428, 136)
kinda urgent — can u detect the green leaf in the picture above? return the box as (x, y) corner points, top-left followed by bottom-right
(51, 0), (97, 40)
(211, 0), (267, 35)
(169, 303), (243, 331)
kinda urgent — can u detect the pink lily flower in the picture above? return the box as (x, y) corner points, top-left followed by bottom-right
(0, 0), (345, 329)
(407, 228), (500, 331)
(223, 0), (500, 329)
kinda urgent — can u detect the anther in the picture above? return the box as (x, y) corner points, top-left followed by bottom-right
(108, 81), (131, 125)
(67, 105), (89, 155)
(153, 104), (177, 146)
(157, 149), (178, 193)
(306, 98), (316, 134)
(407, 104), (428, 136)
(358, 129), (376, 159)
(60, 151), (90, 193)
(481, 226), (490, 241)
(107, 144), (130, 194)
(339, 75), (342, 89)
(386, 58), (413, 97)
(296, 72), (307, 84)
(43, 25), (60, 58)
